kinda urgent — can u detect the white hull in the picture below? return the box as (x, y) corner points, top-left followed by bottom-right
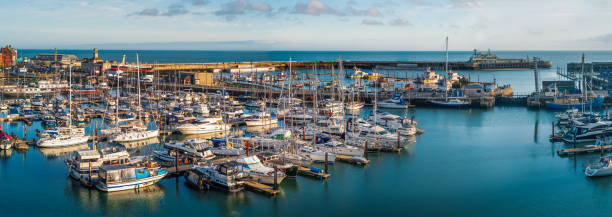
(378, 103), (408, 109)
(37, 136), (89, 148)
(177, 124), (229, 135)
(249, 173), (286, 185)
(0, 143), (12, 150)
(111, 130), (159, 143)
(586, 166), (612, 177)
(96, 173), (166, 192)
(245, 118), (278, 127)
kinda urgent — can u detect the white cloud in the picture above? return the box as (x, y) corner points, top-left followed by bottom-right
(362, 19), (383, 25)
(293, 0), (344, 16)
(390, 18), (411, 26)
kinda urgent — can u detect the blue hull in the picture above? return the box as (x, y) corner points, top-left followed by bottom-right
(545, 97), (604, 110)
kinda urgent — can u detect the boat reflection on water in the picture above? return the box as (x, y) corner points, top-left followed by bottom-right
(120, 137), (159, 150)
(39, 144), (90, 160)
(178, 131), (229, 141)
(65, 178), (166, 214)
(185, 188), (252, 217)
(245, 125), (275, 133)
(0, 149), (12, 159)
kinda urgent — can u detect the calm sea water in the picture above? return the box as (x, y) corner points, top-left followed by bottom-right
(2, 51), (612, 216)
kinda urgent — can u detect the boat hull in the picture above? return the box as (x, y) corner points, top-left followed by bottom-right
(545, 97), (604, 110)
(96, 173), (166, 192)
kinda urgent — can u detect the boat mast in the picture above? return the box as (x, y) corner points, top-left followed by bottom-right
(69, 64), (72, 129)
(445, 36), (449, 102)
(116, 56), (121, 122)
(137, 53), (142, 123)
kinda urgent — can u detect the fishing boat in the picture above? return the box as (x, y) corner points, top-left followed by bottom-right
(95, 161), (167, 192)
(545, 97), (604, 110)
(184, 163), (246, 192)
(349, 67), (368, 79)
(235, 156), (286, 185)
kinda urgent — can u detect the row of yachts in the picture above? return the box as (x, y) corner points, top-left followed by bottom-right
(0, 84), (422, 193)
(553, 109), (612, 177)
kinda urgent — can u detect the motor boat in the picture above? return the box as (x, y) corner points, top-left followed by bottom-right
(184, 163), (246, 192)
(176, 117), (230, 135)
(95, 161), (167, 192)
(235, 156), (286, 185)
(298, 146), (335, 163)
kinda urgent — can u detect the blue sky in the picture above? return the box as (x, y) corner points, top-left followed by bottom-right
(1, 0), (611, 50)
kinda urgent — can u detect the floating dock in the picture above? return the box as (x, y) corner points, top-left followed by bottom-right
(557, 145), (612, 156)
(297, 167), (330, 180)
(244, 181), (280, 196)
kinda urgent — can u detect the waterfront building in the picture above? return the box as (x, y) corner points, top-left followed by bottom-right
(0, 45), (17, 67)
(32, 52), (79, 67)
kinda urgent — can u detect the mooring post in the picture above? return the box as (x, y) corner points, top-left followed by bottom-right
(273, 166), (278, 190)
(574, 131), (577, 149)
(397, 131), (401, 149)
(364, 141), (368, 160)
(246, 142), (250, 156)
(88, 161), (92, 185)
(324, 152), (328, 174)
(176, 150), (179, 172)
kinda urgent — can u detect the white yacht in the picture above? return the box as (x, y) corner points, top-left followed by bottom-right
(235, 156), (286, 185)
(317, 140), (363, 157)
(298, 146), (335, 163)
(585, 155), (612, 177)
(245, 112), (278, 127)
(185, 163), (246, 192)
(110, 126), (159, 143)
(37, 127), (89, 148)
(177, 117), (230, 135)
(378, 98), (409, 109)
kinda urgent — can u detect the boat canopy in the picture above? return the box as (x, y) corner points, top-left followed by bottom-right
(74, 150), (100, 160)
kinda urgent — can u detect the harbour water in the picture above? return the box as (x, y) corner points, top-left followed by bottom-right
(2, 51), (612, 216)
